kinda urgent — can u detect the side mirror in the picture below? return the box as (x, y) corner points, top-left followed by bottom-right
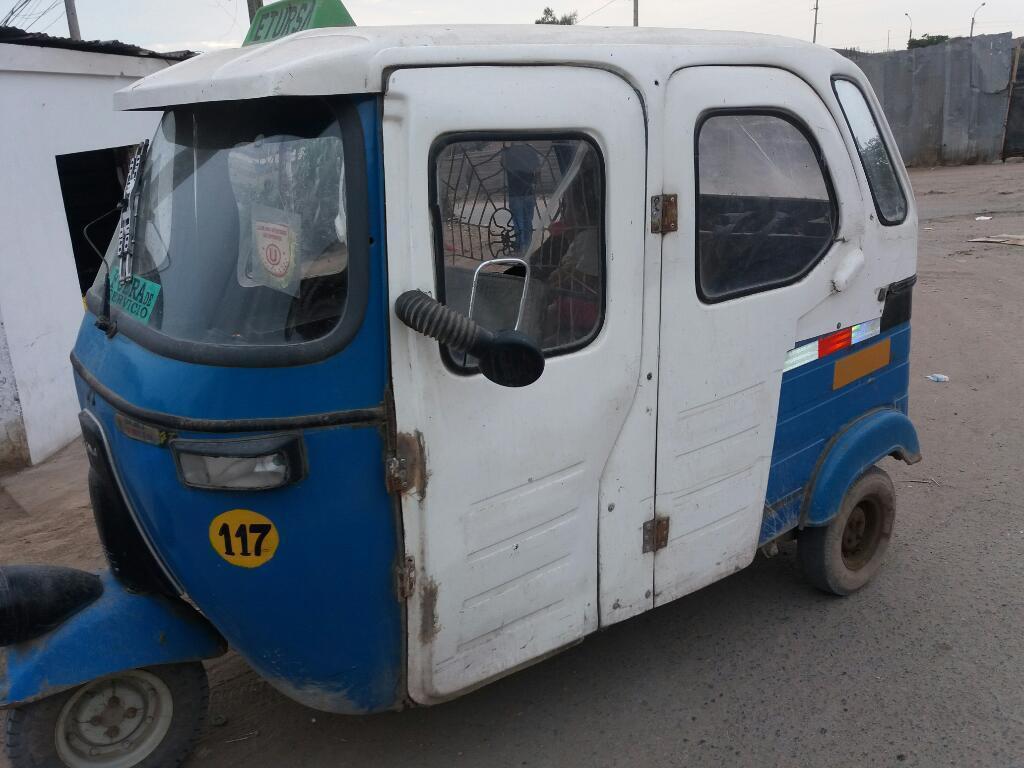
(394, 290), (544, 388)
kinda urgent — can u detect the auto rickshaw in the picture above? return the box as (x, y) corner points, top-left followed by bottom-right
(1, 4), (920, 765)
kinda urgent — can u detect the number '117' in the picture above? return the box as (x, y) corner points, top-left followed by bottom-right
(218, 523), (272, 557)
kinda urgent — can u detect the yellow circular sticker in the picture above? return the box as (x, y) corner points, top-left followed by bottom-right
(208, 509), (279, 569)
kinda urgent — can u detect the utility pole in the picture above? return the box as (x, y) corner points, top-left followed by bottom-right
(970, 1), (985, 38)
(247, 0), (264, 22)
(811, 0), (820, 44)
(633, 0), (638, 27)
(904, 12), (912, 46)
(63, 0), (80, 40)
(887, 29), (891, 50)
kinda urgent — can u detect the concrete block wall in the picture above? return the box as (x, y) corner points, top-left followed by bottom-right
(840, 33), (1016, 167)
(0, 307), (29, 469)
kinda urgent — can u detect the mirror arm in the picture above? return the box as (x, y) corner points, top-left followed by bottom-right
(394, 290), (493, 357)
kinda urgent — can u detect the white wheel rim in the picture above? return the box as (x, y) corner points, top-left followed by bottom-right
(55, 670), (174, 768)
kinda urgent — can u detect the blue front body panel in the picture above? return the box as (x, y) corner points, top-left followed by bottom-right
(69, 97), (404, 714)
(2, 572), (225, 707)
(760, 323), (912, 543)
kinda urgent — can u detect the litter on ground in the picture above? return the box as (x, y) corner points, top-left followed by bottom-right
(968, 235), (1024, 247)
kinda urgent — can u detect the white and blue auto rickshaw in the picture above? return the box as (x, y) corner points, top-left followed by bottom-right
(1, 4), (920, 765)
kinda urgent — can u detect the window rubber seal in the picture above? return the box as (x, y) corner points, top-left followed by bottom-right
(831, 76), (909, 227)
(693, 107), (841, 305)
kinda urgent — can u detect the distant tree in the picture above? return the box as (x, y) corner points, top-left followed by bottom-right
(908, 33), (951, 49)
(535, 7), (578, 24)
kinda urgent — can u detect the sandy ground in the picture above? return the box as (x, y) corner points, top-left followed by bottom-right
(2, 161), (1023, 767)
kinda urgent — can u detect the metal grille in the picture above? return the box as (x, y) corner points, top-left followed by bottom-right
(434, 138), (604, 356)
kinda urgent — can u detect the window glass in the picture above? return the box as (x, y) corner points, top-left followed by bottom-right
(88, 98), (356, 348)
(433, 137), (604, 369)
(833, 79), (908, 225)
(697, 113), (837, 302)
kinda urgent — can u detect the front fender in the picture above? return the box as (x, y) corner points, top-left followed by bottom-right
(1, 572), (225, 707)
(802, 408), (921, 528)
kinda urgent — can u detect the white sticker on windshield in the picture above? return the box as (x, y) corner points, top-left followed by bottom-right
(249, 204), (301, 296)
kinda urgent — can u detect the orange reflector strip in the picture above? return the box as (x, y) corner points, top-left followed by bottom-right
(818, 327), (852, 358)
(833, 338), (891, 390)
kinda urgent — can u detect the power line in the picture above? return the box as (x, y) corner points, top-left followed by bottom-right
(23, 0), (61, 31)
(35, 4), (64, 32)
(1, 0), (35, 26)
(14, 0), (46, 21)
(579, 0), (623, 23)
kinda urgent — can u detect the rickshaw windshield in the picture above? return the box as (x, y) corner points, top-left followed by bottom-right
(87, 97), (366, 361)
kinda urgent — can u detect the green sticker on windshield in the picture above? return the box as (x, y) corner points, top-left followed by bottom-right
(109, 273), (161, 324)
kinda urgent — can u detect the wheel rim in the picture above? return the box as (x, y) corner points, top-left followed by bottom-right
(840, 499), (884, 571)
(55, 670), (173, 768)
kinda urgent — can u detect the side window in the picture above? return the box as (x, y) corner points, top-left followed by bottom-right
(833, 78), (908, 225)
(432, 136), (604, 371)
(696, 112), (837, 303)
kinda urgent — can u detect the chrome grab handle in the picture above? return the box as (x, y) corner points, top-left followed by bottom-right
(466, 257), (531, 331)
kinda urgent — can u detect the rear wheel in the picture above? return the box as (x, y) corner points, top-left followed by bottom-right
(4, 662), (207, 768)
(798, 466), (896, 596)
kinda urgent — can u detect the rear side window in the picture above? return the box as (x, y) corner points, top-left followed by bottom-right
(833, 79), (908, 225)
(431, 135), (605, 372)
(696, 112), (837, 303)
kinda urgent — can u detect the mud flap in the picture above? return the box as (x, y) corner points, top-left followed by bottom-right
(1, 571), (225, 708)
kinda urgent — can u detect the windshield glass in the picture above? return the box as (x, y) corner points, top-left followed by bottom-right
(88, 97), (359, 351)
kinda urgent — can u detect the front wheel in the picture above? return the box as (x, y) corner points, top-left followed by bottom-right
(4, 662), (208, 768)
(798, 466), (896, 596)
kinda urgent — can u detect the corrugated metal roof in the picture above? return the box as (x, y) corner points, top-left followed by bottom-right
(0, 25), (194, 61)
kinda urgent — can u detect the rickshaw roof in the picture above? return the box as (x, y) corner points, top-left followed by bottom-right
(114, 24), (855, 112)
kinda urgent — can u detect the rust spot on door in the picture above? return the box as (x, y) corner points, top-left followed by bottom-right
(386, 431), (428, 499)
(419, 578), (439, 644)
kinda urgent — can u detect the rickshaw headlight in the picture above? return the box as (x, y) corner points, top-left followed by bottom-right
(171, 434), (306, 491)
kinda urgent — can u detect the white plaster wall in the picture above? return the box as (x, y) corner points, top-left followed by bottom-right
(0, 303), (29, 468)
(0, 45), (171, 464)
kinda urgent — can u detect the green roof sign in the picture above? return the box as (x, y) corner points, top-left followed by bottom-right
(243, 0), (355, 46)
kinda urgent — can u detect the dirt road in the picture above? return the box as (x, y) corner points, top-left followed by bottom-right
(2, 162), (1023, 767)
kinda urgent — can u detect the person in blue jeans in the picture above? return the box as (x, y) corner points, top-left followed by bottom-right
(502, 143), (542, 256)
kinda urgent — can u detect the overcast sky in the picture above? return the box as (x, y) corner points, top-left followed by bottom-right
(6, 0), (1022, 54)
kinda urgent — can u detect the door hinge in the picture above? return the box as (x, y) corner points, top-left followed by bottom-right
(385, 455), (410, 494)
(385, 431), (427, 497)
(642, 516), (670, 553)
(396, 555), (416, 601)
(650, 194), (678, 234)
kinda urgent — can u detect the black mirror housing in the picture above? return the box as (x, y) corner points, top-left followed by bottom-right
(477, 329), (545, 388)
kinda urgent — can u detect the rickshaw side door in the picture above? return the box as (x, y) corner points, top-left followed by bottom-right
(653, 66), (869, 604)
(383, 66), (647, 703)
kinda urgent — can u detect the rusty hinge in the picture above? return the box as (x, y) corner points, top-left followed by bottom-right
(642, 516), (670, 553)
(385, 431), (427, 497)
(396, 555), (416, 601)
(650, 194), (678, 234)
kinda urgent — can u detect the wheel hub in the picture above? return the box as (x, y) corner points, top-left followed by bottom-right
(55, 670), (173, 768)
(840, 501), (882, 571)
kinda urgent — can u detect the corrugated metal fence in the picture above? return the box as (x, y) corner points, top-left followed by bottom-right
(839, 34), (1021, 166)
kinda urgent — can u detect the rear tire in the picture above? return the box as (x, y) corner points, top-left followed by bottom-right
(799, 466), (895, 596)
(4, 662), (207, 768)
